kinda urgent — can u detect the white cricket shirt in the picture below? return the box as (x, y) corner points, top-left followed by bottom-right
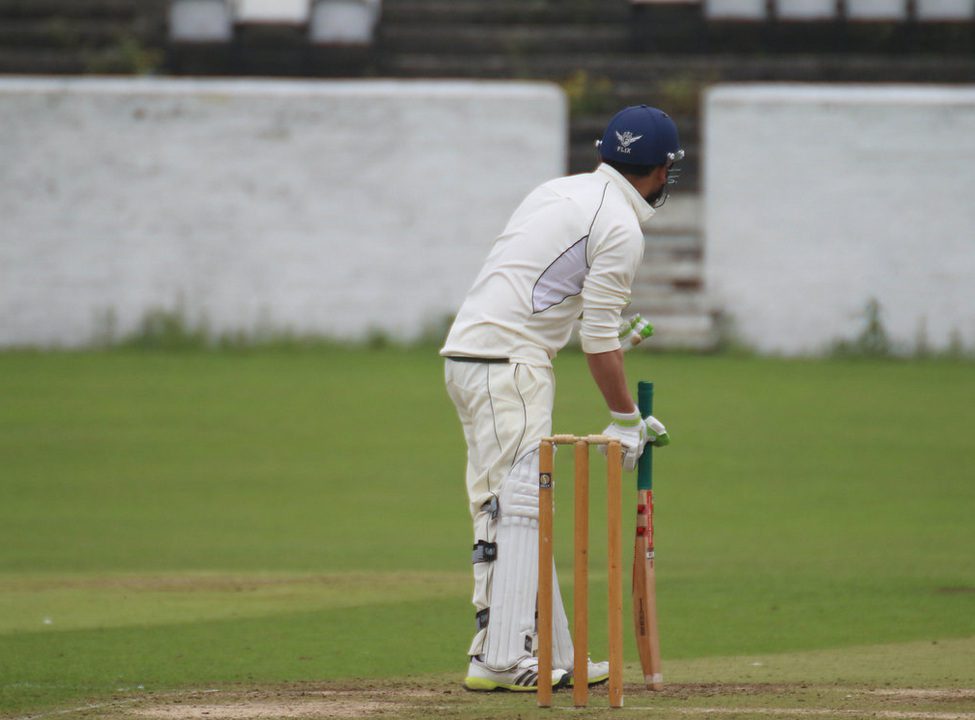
(440, 163), (655, 367)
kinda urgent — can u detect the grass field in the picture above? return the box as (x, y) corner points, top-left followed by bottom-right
(1, 347), (973, 719)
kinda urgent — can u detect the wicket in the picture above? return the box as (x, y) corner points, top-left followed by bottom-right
(537, 434), (624, 708)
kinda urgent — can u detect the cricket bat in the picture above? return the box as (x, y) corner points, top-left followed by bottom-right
(633, 380), (664, 690)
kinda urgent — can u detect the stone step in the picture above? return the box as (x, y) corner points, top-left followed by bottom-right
(377, 23), (631, 55)
(379, 0), (631, 25)
(0, 47), (88, 72)
(636, 249), (704, 289)
(381, 52), (975, 82)
(643, 231), (703, 256)
(628, 294), (719, 350)
(627, 290), (712, 316)
(0, 18), (155, 48)
(630, 220), (716, 350)
(634, 313), (719, 351)
(235, 23), (309, 47)
(0, 0), (152, 19)
(641, 257), (703, 285)
(643, 195), (702, 233)
(615, 85), (702, 121)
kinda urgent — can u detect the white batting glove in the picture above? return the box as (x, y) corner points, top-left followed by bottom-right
(644, 414), (670, 447)
(600, 409), (647, 472)
(600, 410), (671, 471)
(618, 314), (654, 351)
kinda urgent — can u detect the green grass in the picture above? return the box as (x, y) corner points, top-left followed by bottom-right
(1, 348), (973, 717)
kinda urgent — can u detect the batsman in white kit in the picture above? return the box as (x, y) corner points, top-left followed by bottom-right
(441, 106), (680, 692)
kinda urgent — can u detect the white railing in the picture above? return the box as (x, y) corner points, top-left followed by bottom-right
(168, 0), (383, 44)
(633, 0), (974, 22)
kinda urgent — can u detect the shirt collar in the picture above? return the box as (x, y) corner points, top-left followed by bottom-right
(595, 163), (656, 230)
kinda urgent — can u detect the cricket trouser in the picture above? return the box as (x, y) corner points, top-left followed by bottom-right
(444, 359), (574, 671)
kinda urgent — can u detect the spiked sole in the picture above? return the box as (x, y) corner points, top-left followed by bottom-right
(464, 672), (570, 692)
(567, 671), (610, 688)
(464, 676), (537, 692)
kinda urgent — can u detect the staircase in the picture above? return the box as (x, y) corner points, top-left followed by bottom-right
(4, 0), (974, 350)
(375, 0), (703, 185)
(0, 0), (167, 74)
(630, 197), (715, 352)
(376, 0), (716, 348)
(373, 0), (975, 350)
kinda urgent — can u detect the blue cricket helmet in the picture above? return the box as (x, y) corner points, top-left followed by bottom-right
(597, 105), (683, 167)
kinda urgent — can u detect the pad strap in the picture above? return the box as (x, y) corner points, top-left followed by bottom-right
(472, 540), (498, 564)
(482, 495), (499, 519)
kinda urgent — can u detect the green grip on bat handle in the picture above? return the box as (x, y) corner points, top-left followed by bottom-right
(637, 381), (653, 491)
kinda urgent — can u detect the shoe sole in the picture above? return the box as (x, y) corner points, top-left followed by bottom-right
(567, 672), (610, 688)
(464, 674), (571, 693)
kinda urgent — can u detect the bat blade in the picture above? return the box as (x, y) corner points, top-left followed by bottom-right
(632, 488), (663, 690)
(634, 381), (663, 690)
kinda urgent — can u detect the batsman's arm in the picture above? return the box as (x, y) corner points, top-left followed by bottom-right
(585, 348), (637, 414)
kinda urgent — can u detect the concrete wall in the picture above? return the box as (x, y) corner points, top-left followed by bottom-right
(0, 78), (566, 347)
(704, 84), (975, 355)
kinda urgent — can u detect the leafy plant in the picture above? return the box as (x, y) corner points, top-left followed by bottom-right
(832, 297), (892, 358)
(85, 33), (163, 75)
(561, 69), (616, 116)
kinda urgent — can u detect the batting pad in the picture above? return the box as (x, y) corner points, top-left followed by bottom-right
(479, 515), (538, 669)
(470, 502), (497, 616)
(473, 450), (575, 670)
(476, 452), (544, 667)
(549, 564), (575, 671)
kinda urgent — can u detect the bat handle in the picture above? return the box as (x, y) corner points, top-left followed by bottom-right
(637, 381), (654, 491)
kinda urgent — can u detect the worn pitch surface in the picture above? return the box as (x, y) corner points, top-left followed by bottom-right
(2, 348), (973, 717)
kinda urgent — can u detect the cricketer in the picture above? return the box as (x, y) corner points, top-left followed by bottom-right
(441, 105), (679, 691)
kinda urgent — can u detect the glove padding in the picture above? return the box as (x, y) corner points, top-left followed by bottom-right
(618, 314), (654, 351)
(599, 409), (670, 471)
(644, 414), (671, 447)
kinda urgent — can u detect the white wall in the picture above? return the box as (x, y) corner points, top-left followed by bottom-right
(704, 84), (975, 355)
(0, 78), (566, 347)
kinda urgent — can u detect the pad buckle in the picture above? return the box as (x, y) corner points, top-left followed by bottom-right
(481, 495), (499, 519)
(471, 540), (498, 564)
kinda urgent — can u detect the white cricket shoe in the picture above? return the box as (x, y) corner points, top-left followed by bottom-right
(567, 659), (610, 687)
(464, 656), (569, 692)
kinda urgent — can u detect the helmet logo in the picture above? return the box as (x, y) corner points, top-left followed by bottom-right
(615, 130), (643, 154)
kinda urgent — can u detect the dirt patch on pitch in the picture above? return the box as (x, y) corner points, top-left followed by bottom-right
(135, 697), (391, 719)
(129, 686), (450, 720)
(866, 689), (975, 701)
(674, 709), (975, 719)
(659, 682), (808, 700)
(866, 688), (975, 700)
(44, 682), (975, 720)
